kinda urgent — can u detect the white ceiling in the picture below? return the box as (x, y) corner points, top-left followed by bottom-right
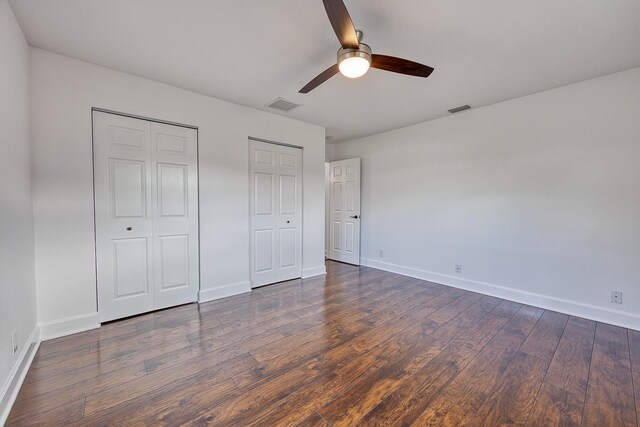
(9, 0), (640, 142)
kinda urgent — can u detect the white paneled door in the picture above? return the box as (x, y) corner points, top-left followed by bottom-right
(249, 140), (302, 288)
(93, 111), (199, 322)
(328, 158), (361, 265)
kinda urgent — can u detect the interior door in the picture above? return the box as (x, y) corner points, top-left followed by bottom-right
(94, 113), (154, 321)
(249, 140), (302, 288)
(150, 122), (199, 310)
(93, 111), (199, 322)
(328, 158), (361, 265)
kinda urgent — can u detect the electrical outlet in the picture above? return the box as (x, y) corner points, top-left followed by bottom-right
(611, 291), (622, 304)
(455, 264), (462, 274)
(379, 249), (384, 258)
(11, 331), (18, 354)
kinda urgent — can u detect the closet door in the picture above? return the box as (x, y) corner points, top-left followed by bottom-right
(93, 111), (199, 322)
(150, 122), (199, 310)
(94, 112), (154, 321)
(249, 140), (302, 288)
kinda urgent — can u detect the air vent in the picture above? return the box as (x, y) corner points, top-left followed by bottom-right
(265, 98), (300, 112)
(448, 105), (471, 114)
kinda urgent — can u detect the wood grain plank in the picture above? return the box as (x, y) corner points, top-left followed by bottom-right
(25, 332), (192, 384)
(8, 364), (147, 422)
(186, 357), (332, 425)
(144, 328), (282, 374)
(83, 352), (257, 416)
(352, 298), (519, 425)
(544, 316), (595, 397)
(240, 294), (500, 426)
(239, 343), (375, 426)
(326, 296), (510, 426)
(293, 411), (330, 426)
(410, 329), (525, 425)
(502, 304), (545, 337)
(583, 323), (636, 427)
(239, 310), (444, 426)
(120, 379), (240, 427)
(347, 288), (463, 353)
(7, 398), (85, 426)
(519, 310), (568, 360)
(470, 351), (548, 426)
(233, 285), (441, 390)
(67, 379), (240, 427)
(525, 383), (582, 427)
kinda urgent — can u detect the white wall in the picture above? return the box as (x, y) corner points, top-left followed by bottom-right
(0, 0), (38, 420)
(332, 67), (640, 330)
(30, 49), (326, 338)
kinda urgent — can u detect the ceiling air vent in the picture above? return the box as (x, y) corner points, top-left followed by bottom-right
(448, 105), (471, 114)
(266, 98), (300, 112)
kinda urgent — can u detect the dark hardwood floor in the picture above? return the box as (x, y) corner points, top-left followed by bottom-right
(8, 261), (640, 426)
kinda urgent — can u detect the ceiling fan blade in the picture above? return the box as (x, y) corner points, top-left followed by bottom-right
(371, 54), (434, 78)
(322, 0), (359, 48)
(299, 64), (340, 93)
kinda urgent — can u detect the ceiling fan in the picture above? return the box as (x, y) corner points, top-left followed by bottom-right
(299, 0), (435, 93)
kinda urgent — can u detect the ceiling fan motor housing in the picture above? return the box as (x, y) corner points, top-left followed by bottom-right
(337, 43), (372, 66)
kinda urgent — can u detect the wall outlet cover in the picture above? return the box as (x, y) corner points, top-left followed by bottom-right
(611, 291), (622, 304)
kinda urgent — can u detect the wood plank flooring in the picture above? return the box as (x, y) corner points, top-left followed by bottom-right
(7, 261), (639, 426)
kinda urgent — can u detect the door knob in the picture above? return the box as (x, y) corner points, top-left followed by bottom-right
(350, 215), (359, 219)
(126, 227), (132, 231)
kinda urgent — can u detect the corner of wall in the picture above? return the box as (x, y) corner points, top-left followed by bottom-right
(198, 281), (252, 303)
(302, 265), (327, 279)
(38, 312), (100, 341)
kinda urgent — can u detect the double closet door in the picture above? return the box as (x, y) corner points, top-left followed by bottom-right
(93, 111), (199, 322)
(249, 140), (303, 288)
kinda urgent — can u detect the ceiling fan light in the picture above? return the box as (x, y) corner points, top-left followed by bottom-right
(337, 44), (372, 79)
(339, 56), (370, 78)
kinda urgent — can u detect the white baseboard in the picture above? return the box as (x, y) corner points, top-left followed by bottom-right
(302, 265), (327, 279)
(0, 325), (41, 426)
(198, 281), (251, 303)
(39, 312), (101, 341)
(361, 258), (640, 331)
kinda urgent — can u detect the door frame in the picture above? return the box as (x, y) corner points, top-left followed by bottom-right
(91, 108), (201, 321)
(248, 136), (304, 289)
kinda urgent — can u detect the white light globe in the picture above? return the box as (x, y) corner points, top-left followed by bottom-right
(339, 56), (370, 78)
